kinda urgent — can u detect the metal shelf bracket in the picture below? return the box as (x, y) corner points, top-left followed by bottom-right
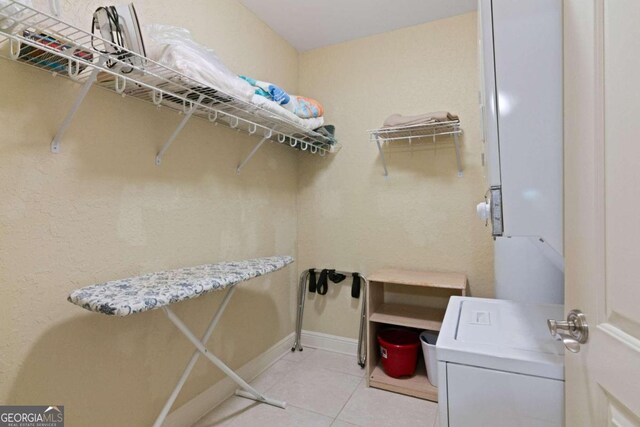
(50, 57), (106, 153)
(374, 134), (389, 177)
(155, 94), (205, 165)
(236, 129), (273, 175)
(453, 132), (463, 176)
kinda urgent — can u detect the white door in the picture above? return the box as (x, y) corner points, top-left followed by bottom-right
(564, 0), (640, 425)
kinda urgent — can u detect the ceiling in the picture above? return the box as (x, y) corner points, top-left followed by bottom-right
(239, 0), (477, 52)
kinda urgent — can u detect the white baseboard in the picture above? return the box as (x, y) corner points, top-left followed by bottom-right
(162, 332), (295, 427)
(299, 329), (358, 356)
(163, 330), (358, 427)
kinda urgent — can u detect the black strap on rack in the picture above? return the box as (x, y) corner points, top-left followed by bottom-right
(351, 273), (361, 299)
(328, 270), (346, 283)
(307, 268), (360, 298)
(317, 269), (329, 295)
(308, 269), (317, 293)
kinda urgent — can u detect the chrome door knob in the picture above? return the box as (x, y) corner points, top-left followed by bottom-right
(476, 201), (491, 223)
(547, 309), (589, 353)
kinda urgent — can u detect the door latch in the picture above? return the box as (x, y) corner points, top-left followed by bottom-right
(547, 309), (589, 353)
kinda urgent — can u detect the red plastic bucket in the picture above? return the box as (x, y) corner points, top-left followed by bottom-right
(377, 328), (420, 378)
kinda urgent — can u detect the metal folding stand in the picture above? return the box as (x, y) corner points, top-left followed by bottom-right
(292, 269), (367, 368)
(153, 285), (285, 427)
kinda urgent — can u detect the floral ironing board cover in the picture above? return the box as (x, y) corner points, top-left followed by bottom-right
(68, 256), (293, 316)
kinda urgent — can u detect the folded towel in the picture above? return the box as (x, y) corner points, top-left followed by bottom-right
(240, 75), (324, 119)
(314, 124), (337, 145)
(383, 111), (459, 128)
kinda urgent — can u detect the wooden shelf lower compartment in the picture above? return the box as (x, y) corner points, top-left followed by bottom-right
(369, 360), (438, 402)
(369, 303), (445, 331)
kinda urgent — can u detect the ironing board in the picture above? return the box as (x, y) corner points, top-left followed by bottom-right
(68, 256), (293, 427)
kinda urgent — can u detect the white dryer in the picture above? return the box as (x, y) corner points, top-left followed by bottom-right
(476, 0), (564, 304)
(436, 297), (564, 426)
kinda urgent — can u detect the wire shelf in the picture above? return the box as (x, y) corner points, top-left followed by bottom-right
(0, 1), (340, 166)
(368, 120), (462, 143)
(368, 120), (463, 177)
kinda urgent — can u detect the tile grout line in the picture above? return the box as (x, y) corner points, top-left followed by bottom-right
(273, 365), (363, 421)
(284, 401), (337, 421)
(297, 349), (366, 379)
(331, 376), (366, 426)
(256, 350), (360, 422)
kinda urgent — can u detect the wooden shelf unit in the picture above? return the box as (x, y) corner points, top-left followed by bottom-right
(369, 303), (446, 330)
(366, 269), (467, 402)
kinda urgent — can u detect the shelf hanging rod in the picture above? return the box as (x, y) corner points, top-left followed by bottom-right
(230, 116), (240, 129)
(50, 56), (106, 153)
(9, 38), (20, 59)
(152, 90), (163, 105)
(155, 94), (205, 165)
(114, 74), (126, 94)
(182, 99), (196, 114)
(373, 129), (462, 143)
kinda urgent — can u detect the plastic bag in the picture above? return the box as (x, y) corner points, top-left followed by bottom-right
(0, 0), (34, 31)
(143, 24), (254, 101)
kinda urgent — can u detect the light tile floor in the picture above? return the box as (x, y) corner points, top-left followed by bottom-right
(192, 348), (439, 427)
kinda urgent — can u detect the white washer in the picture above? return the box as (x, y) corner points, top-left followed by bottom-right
(436, 297), (564, 427)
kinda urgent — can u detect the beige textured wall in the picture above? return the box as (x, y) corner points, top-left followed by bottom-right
(1, 4), (493, 425)
(297, 12), (494, 339)
(0, 1), (299, 426)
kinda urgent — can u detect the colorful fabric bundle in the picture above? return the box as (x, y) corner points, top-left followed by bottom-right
(240, 75), (324, 119)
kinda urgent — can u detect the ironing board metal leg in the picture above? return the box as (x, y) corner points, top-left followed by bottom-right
(152, 287), (237, 427)
(292, 270), (309, 351)
(234, 390), (286, 409)
(162, 306), (287, 412)
(50, 59), (104, 153)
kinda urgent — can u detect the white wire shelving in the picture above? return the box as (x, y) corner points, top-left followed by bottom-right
(0, 1), (340, 173)
(368, 120), (463, 177)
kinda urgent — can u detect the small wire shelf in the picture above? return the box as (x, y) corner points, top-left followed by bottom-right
(368, 120), (463, 177)
(0, 1), (340, 171)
